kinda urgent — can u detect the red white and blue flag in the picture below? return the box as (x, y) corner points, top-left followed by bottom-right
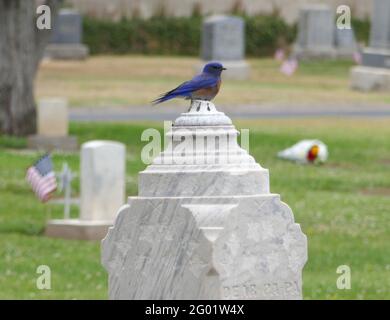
(26, 154), (57, 202)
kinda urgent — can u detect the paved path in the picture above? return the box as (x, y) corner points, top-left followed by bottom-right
(69, 103), (390, 122)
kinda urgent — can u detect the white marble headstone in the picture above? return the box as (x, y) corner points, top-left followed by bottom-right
(37, 98), (69, 137)
(80, 140), (126, 222)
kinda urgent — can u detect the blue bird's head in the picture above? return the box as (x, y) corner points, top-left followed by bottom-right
(203, 62), (226, 76)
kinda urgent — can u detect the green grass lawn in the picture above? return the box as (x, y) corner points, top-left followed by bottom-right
(0, 119), (389, 299)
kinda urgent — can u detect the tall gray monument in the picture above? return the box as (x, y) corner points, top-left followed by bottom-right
(293, 4), (357, 60)
(351, 0), (390, 91)
(45, 9), (89, 60)
(197, 15), (250, 80)
(102, 100), (307, 300)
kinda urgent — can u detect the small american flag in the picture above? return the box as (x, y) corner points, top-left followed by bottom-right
(26, 154), (57, 202)
(280, 58), (298, 76)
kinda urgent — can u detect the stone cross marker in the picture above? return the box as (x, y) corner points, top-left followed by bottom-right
(58, 162), (75, 220)
(27, 98), (77, 151)
(45, 140), (126, 240)
(294, 4), (357, 60)
(102, 100), (307, 299)
(45, 9), (89, 60)
(351, 0), (390, 91)
(198, 15), (249, 80)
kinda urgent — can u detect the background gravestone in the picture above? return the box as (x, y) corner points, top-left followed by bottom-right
(50, 10), (82, 44)
(37, 98), (68, 136)
(197, 15), (250, 80)
(335, 28), (358, 54)
(27, 98), (77, 151)
(368, 0), (390, 50)
(202, 15), (245, 61)
(362, 0), (390, 68)
(45, 140), (126, 240)
(351, 0), (390, 91)
(45, 9), (89, 60)
(293, 4), (357, 60)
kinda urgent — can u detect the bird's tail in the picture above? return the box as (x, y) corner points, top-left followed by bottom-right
(152, 82), (189, 105)
(151, 93), (174, 105)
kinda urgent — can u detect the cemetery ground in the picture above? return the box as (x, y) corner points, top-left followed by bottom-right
(0, 118), (389, 299)
(36, 56), (390, 107)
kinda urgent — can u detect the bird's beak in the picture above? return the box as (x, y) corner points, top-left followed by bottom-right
(222, 67), (227, 70)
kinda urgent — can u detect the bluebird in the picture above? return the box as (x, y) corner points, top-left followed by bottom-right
(153, 62), (226, 104)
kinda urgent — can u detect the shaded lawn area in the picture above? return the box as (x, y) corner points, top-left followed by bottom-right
(0, 118), (389, 299)
(36, 56), (390, 107)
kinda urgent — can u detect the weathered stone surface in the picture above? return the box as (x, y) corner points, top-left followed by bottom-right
(102, 100), (307, 299)
(80, 140), (126, 222)
(103, 195), (306, 299)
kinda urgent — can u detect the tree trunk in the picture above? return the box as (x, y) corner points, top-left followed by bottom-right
(0, 0), (59, 136)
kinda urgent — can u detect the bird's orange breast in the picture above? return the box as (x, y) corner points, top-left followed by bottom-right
(194, 80), (220, 95)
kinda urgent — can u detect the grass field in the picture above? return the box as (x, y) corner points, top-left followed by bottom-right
(0, 119), (389, 299)
(36, 56), (390, 107)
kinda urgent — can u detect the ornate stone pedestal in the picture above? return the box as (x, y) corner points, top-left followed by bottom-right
(101, 100), (307, 300)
